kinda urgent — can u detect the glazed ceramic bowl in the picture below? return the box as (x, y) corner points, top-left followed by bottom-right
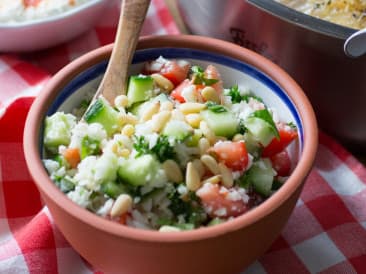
(0, 0), (112, 52)
(24, 35), (318, 274)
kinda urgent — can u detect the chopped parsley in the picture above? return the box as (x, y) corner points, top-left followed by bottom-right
(206, 101), (227, 113)
(133, 135), (176, 162)
(168, 190), (207, 227)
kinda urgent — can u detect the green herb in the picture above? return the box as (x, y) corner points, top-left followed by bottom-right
(227, 85), (242, 103)
(251, 109), (279, 139)
(168, 190), (207, 227)
(206, 101), (227, 113)
(191, 65), (219, 86)
(81, 136), (101, 159)
(151, 135), (176, 162)
(287, 122), (297, 129)
(133, 135), (176, 162)
(237, 119), (247, 134)
(133, 136), (150, 158)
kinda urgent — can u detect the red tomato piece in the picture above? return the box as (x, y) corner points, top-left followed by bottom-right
(270, 150), (291, 177)
(211, 141), (249, 171)
(23, 0), (41, 7)
(160, 61), (190, 86)
(170, 79), (190, 103)
(262, 124), (298, 157)
(196, 184), (248, 218)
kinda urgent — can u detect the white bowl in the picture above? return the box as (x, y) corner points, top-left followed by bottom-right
(0, 0), (110, 52)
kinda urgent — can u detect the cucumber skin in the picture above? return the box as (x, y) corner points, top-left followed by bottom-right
(84, 98), (121, 136)
(127, 75), (154, 106)
(201, 110), (238, 138)
(247, 159), (275, 197)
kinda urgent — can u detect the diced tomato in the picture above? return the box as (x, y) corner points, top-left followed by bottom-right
(118, 213), (129, 225)
(160, 61), (190, 86)
(204, 65), (223, 94)
(170, 79), (190, 103)
(211, 141), (249, 171)
(270, 150), (291, 177)
(23, 0), (41, 7)
(62, 148), (80, 169)
(262, 124), (298, 157)
(197, 184), (248, 218)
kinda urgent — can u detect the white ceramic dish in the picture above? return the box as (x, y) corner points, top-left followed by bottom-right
(0, 0), (110, 52)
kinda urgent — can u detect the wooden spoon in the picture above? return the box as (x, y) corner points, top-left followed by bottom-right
(88, 0), (151, 107)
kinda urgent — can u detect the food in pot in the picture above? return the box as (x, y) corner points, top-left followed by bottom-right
(276, 0), (366, 29)
(42, 57), (298, 231)
(0, 0), (89, 23)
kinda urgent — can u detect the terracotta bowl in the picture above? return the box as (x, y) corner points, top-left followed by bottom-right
(24, 35), (318, 274)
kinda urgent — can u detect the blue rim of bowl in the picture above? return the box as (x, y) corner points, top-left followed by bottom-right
(44, 47), (303, 151)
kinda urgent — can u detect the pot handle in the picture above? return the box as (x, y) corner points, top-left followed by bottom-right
(344, 28), (366, 58)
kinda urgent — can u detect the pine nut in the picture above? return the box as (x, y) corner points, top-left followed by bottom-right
(201, 86), (220, 103)
(114, 94), (129, 108)
(111, 142), (119, 154)
(151, 73), (174, 92)
(218, 163), (234, 188)
(121, 124), (135, 137)
(202, 175), (222, 185)
(163, 160), (183, 183)
(159, 225), (181, 232)
(192, 158), (205, 178)
(200, 154), (220, 175)
(198, 137), (210, 155)
(152, 110), (171, 132)
(200, 121), (216, 144)
(185, 113), (202, 128)
(179, 102), (206, 115)
(110, 194), (132, 218)
(232, 133), (245, 142)
(141, 101), (160, 122)
(186, 162), (201, 191)
(119, 148), (130, 158)
(125, 113), (138, 125)
(160, 101), (174, 112)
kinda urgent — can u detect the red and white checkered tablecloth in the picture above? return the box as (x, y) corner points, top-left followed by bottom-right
(0, 1), (365, 273)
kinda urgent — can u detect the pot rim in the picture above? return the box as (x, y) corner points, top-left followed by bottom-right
(23, 34), (318, 243)
(248, 0), (356, 40)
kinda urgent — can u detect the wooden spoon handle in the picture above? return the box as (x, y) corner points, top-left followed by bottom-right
(97, 0), (151, 104)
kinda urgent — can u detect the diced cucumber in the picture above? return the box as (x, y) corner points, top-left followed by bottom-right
(101, 181), (128, 199)
(127, 75), (154, 106)
(246, 159), (275, 197)
(84, 97), (122, 136)
(94, 152), (118, 184)
(244, 117), (275, 146)
(201, 109), (238, 138)
(118, 154), (159, 186)
(163, 120), (193, 141)
(44, 112), (76, 150)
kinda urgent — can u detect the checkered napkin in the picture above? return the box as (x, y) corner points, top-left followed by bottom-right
(0, 1), (365, 273)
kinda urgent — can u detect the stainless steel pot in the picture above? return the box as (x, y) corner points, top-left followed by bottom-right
(177, 0), (366, 150)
